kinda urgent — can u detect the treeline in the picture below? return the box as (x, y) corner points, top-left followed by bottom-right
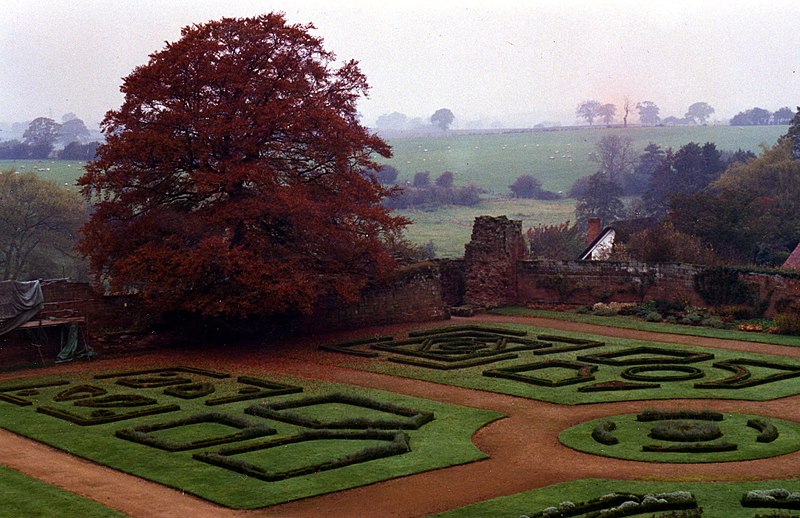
(0, 115), (100, 160)
(0, 139), (100, 160)
(529, 108), (800, 266)
(371, 166), (482, 209)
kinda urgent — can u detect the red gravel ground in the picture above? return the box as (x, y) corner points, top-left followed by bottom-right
(1, 314), (799, 517)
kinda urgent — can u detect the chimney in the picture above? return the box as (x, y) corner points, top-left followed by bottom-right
(587, 217), (602, 245)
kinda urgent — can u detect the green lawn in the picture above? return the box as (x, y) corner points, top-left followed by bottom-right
(341, 323), (800, 405)
(0, 368), (501, 509)
(434, 478), (800, 518)
(0, 465), (125, 517)
(492, 307), (800, 347)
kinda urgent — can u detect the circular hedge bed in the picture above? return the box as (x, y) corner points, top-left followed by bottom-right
(559, 411), (800, 463)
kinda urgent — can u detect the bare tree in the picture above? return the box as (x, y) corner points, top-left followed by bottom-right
(589, 134), (637, 185)
(623, 96), (632, 127)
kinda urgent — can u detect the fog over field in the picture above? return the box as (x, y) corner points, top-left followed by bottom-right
(1, 0), (798, 131)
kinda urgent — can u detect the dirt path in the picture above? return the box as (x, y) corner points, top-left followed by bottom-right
(2, 315), (800, 517)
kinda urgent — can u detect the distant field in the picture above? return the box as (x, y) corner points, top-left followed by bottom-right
(385, 125), (788, 195)
(4, 125), (787, 259)
(397, 198), (576, 258)
(0, 159), (84, 191)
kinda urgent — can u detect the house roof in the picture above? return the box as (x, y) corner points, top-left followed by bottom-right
(785, 242), (800, 270)
(577, 217), (660, 261)
(578, 227), (615, 260)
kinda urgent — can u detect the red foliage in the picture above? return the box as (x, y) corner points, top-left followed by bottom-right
(78, 13), (407, 318)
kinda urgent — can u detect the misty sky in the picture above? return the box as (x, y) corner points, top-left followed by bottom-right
(1, 0), (798, 129)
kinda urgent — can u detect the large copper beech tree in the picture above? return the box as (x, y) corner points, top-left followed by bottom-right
(78, 14), (406, 318)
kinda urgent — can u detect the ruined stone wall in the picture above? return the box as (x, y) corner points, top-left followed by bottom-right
(464, 215), (526, 308)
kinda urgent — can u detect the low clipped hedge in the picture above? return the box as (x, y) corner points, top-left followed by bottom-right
(621, 365), (705, 382)
(37, 403), (180, 426)
(0, 380), (70, 406)
(642, 440), (737, 453)
(204, 376), (302, 406)
(388, 353), (518, 370)
(163, 382), (215, 400)
(115, 412), (276, 451)
(648, 421), (723, 442)
(741, 488), (800, 509)
(578, 381), (660, 392)
(637, 410), (724, 422)
(526, 491), (698, 517)
(694, 358), (800, 389)
(591, 421), (618, 445)
(748, 418), (779, 443)
(194, 429), (410, 482)
(483, 360), (597, 387)
(245, 393), (435, 430)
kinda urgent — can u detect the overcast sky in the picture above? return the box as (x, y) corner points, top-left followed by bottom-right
(1, 0), (798, 129)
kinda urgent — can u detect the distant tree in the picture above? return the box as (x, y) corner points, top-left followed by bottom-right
(575, 172), (625, 227)
(430, 108), (455, 131)
(576, 100), (602, 126)
(23, 117), (61, 158)
(435, 171), (454, 188)
(0, 140), (31, 159)
(636, 101), (661, 125)
(526, 221), (585, 260)
(598, 103), (616, 127)
(568, 175), (593, 199)
(622, 96), (632, 128)
(61, 112), (78, 123)
(730, 107), (772, 126)
(412, 171), (431, 188)
(369, 164), (399, 184)
(375, 112), (410, 131)
(78, 13), (406, 318)
(722, 148), (757, 167)
(58, 141), (101, 161)
(772, 106), (794, 125)
(509, 175), (542, 198)
(623, 222), (718, 264)
(590, 134), (636, 185)
(58, 118), (91, 146)
(0, 172), (87, 280)
(643, 142), (725, 217)
(685, 102), (715, 125)
(626, 142), (664, 196)
(786, 107), (800, 159)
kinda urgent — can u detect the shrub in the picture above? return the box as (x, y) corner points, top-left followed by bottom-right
(592, 420), (619, 445)
(774, 313), (800, 335)
(637, 410), (724, 422)
(642, 440), (737, 453)
(645, 311), (663, 322)
(747, 418), (779, 443)
(648, 420), (723, 442)
(701, 316), (726, 328)
(693, 267), (755, 307)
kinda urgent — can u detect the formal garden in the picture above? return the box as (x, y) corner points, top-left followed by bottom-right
(2, 319), (800, 516)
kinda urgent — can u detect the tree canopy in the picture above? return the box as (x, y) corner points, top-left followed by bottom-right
(576, 100), (602, 126)
(636, 101), (660, 125)
(430, 108), (455, 130)
(685, 102), (715, 124)
(78, 13), (406, 318)
(0, 172), (87, 280)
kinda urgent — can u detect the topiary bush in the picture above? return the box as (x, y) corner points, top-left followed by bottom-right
(747, 418), (779, 443)
(742, 488), (800, 510)
(637, 410), (724, 422)
(591, 420), (619, 445)
(648, 421), (722, 442)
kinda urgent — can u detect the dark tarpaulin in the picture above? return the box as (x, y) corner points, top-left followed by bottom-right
(0, 280), (44, 336)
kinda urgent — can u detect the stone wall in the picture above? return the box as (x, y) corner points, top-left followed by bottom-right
(464, 215), (526, 308)
(515, 260), (705, 307)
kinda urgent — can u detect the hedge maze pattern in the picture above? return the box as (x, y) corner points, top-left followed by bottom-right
(320, 325), (800, 401)
(0, 366), (437, 484)
(564, 409), (800, 462)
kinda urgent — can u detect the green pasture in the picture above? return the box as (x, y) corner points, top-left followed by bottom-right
(397, 197), (576, 257)
(0, 465), (125, 517)
(340, 323), (800, 405)
(386, 125), (788, 195)
(0, 368), (500, 509)
(0, 159), (85, 191)
(435, 478), (800, 518)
